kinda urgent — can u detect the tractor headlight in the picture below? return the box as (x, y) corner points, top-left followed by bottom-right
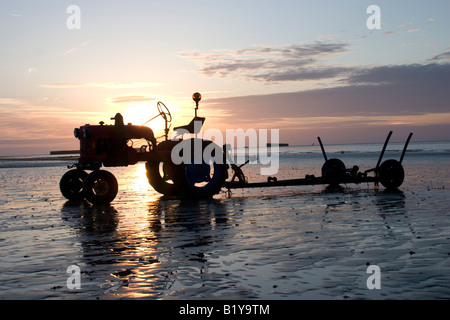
(82, 128), (91, 138)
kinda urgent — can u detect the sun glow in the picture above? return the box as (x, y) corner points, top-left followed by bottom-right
(121, 103), (172, 139)
(120, 99), (204, 140)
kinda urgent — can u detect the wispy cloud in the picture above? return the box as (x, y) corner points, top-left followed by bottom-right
(63, 48), (77, 56)
(0, 98), (24, 106)
(63, 40), (93, 56)
(429, 49), (450, 62)
(107, 95), (156, 104)
(182, 42), (450, 93)
(181, 42), (349, 83)
(28, 67), (37, 74)
(41, 82), (163, 89)
(347, 63), (450, 87)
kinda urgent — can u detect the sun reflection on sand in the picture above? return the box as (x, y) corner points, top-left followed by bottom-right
(114, 162), (163, 202)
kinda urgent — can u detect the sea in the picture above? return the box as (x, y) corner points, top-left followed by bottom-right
(0, 140), (449, 300)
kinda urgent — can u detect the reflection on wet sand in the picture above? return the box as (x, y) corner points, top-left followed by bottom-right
(56, 181), (449, 300)
(60, 196), (240, 299)
(147, 197), (230, 240)
(61, 201), (120, 235)
(374, 190), (406, 216)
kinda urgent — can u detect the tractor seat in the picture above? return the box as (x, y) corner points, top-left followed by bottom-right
(173, 117), (205, 134)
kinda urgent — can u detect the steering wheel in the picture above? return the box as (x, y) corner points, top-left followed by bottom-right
(157, 101), (172, 123)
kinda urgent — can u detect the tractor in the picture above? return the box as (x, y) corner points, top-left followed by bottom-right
(60, 93), (228, 205)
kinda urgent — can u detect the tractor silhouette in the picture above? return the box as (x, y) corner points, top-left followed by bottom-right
(60, 93), (228, 204)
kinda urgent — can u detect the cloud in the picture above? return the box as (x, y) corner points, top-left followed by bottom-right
(63, 40), (92, 56)
(204, 61), (450, 130)
(181, 42), (349, 82)
(41, 82), (163, 89)
(184, 42), (450, 133)
(429, 50), (450, 62)
(347, 63), (450, 87)
(63, 48), (77, 56)
(249, 66), (351, 82)
(407, 28), (420, 33)
(183, 40), (450, 91)
(0, 98), (25, 106)
(107, 95), (156, 104)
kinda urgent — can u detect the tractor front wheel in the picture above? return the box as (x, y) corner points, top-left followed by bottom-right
(83, 170), (118, 205)
(60, 169), (88, 201)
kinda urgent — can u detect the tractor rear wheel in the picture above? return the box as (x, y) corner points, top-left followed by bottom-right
(173, 140), (228, 198)
(60, 169), (88, 201)
(174, 162), (228, 198)
(146, 160), (179, 196)
(82, 170), (118, 205)
(146, 140), (181, 196)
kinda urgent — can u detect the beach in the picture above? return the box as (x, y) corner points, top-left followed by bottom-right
(1, 140), (449, 300)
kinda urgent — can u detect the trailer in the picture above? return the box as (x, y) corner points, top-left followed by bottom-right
(225, 131), (413, 192)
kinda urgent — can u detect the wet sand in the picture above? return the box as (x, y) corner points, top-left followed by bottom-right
(1, 151), (449, 300)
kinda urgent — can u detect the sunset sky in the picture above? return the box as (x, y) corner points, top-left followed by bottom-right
(1, 0), (449, 155)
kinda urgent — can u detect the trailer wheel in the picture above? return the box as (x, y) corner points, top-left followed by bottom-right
(378, 159), (404, 190)
(322, 158), (346, 180)
(83, 170), (118, 205)
(60, 169), (88, 201)
(146, 160), (179, 196)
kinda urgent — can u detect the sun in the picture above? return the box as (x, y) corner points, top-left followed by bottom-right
(117, 97), (201, 142)
(121, 103), (170, 138)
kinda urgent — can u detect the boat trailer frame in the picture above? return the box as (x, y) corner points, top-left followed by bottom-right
(224, 131), (413, 191)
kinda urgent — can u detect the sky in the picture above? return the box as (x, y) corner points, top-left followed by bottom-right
(0, 0), (449, 155)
